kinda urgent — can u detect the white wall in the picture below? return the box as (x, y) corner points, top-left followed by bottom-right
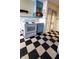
(20, 0), (34, 16)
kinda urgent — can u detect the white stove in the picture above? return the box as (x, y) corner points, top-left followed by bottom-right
(24, 22), (37, 38)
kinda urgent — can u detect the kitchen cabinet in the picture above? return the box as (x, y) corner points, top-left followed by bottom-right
(20, 0), (34, 16)
(20, 0), (43, 17)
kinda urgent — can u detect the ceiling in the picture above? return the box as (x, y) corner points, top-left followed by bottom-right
(48, 0), (59, 5)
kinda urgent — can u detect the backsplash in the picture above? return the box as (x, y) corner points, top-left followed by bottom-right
(20, 16), (39, 22)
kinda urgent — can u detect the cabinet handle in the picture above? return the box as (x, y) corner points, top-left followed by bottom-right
(20, 9), (29, 13)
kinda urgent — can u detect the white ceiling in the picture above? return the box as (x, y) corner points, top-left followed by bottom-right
(48, 0), (59, 5)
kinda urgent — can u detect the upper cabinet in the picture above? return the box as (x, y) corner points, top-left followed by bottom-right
(20, 0), (43, 17)
(20, 0), (34, 17)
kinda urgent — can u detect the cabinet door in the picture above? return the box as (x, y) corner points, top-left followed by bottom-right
(20, 0), (34, 16)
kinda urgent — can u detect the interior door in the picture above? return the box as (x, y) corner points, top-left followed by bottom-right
(45, 13), (52, 32)
(45, 8), (55, 32)
(50, 12), (56, 30)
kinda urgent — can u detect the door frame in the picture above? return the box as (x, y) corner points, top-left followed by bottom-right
(45, 8), (54, 32)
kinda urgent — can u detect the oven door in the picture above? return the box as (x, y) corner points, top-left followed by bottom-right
(25, 24), (37, 33)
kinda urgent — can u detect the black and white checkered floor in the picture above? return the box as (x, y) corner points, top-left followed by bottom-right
(20, 31), (59, 59)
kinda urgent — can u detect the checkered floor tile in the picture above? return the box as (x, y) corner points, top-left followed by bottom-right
(20, 30), (59, 59)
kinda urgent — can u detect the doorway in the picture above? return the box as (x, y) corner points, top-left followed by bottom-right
(45, 8), (57, 32)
